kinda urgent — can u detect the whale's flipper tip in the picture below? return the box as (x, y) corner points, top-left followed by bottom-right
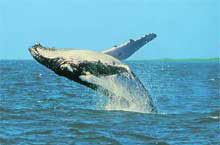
(143, 33), (157, 43)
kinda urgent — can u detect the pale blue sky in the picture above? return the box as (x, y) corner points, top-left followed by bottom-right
(0, 0), (219, 59)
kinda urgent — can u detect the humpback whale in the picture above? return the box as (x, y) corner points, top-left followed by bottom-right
(29, 33), (157, 113)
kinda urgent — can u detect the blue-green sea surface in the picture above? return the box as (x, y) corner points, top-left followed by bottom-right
(0, 60), (219, 145)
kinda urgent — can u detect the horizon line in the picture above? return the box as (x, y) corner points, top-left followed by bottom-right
(0, 57), (219, 61)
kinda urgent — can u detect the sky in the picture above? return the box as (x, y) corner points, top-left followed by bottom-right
(0, 0), (219, 60)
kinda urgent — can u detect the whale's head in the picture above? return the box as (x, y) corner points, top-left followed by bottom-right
(29, 43), (130, 89)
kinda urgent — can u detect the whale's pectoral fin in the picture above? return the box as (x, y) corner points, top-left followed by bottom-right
(102, 33), (156, 60)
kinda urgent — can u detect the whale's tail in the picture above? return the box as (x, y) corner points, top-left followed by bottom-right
(102, 33), (156, 60)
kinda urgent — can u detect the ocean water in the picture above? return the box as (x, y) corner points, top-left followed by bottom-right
(0, 60), (219, 145)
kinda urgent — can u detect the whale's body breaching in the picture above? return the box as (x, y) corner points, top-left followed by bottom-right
(29, 33), (157, 113)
